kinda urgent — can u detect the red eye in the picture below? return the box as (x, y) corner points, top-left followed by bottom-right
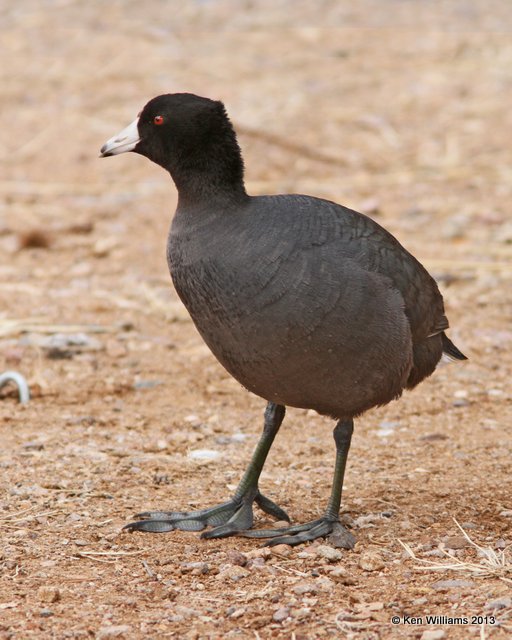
(153, 115), (164, 125)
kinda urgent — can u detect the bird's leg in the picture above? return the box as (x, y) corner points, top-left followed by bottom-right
(124, 402), (289, 537)
(243, 418), (356, 548)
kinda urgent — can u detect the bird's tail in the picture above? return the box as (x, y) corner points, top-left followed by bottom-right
(442, 333), (467, 361)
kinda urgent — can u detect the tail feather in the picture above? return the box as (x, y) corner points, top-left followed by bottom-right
(442, 333), (467, 361)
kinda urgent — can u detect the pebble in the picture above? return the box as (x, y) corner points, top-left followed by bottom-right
(37, 586), (61, 603)
(420, 631), (446, 640)
(39, 609), (54, 617)
(493, 221), (512, 243)
(292, 607), (312, 620)
(359, 197), (381, 216)
(325, 566), (357, 585)
(174, 605), (201, 618)
(292, 581), (318, 596)
(215, 565), (250, 582)
(97, 625), (131, 639)
(245, 547), (271, 560)
(247, 556), (266, 570)
(180, 562), (209, 575)
(225, 550), (247, 566)
(272, 607), (290, 622)
(486, 596), (512, 610)
(73, 539), (88, 547)
(442, 536), (469, 550)
(271, 544), (292, 557)
(315, 544), (342, 562)
(358, 550), (385, 572)
(430, 579), (474, 591)
(187, 449), (221, 461)
(93, 236), (118, 257)
(316, 576), (335, 592)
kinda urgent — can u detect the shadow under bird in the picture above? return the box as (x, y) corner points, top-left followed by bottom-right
(101, 93), (467, 547)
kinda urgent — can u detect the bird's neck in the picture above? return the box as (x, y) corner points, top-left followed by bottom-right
(169, 134), (248, 209)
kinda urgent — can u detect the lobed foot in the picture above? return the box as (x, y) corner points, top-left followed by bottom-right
(242, 516), (356, 548)
(123, 489), (289, 539)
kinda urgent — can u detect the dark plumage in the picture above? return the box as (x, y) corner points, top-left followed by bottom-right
(101, 93), (466, 547)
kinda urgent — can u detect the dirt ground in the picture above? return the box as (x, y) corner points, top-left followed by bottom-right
(1, 1), (511, 638)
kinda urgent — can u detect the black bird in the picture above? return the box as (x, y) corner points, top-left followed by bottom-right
(101, 93), (466, 547)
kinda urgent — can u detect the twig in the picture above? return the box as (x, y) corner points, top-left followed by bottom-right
(141, 560), (155, 578)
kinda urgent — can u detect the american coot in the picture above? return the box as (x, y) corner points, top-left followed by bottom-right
(101, 93), (466, 547)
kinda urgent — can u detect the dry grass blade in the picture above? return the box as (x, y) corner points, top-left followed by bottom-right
(0, 319), (118, 338)
(73, 550), (147, 564)
(0, 506), (37, 521)
(75, 550), (145, 557)
(1, 510), (59, 525)
(399, 518), (512, 584)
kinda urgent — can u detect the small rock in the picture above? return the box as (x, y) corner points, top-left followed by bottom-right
(215, 565), (250, 581)
(441, 215), (469, 240)
(420, 631), (446, 640)
(325, 566), (357, 585)
(17, 229), (52, 250)
(413, 597), (428, 606)
(180, 562), (209, 575)
(423, 549), (446, 558)
(359, 197), (381, 216)
(23, 441), (45, 451)
(273, 607), (290, 622)
(430, 579), (474, 591)
(225, 550), (247, 566)
(39, 608), (54, 617)
(175, 605), (200, 618)
(315, 576), (335, 592)
(271, 544), (292, 557)
(37, 586), (61, 603)
(245, 547), (271, 560)
(353, 601), (384, 614)
(273, 521), (291, 529)
(493, 221), (512, 244)
(292, 607), (312, 620)
(93, 236), (118, 257)
(443, 536), (469, 550)
(247, 556), (266, 570)
(315, 545), (342, 562)
(97, 625), (131, 639)
(486, 597), (512, 610)
(500, 510), (512, 518)
(292, 581), (318, 596)
(73, 539), (88, 547)
(187, 449), (221, 461)
(359, 550), (385, 572)
(106, 340), (127, 358)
